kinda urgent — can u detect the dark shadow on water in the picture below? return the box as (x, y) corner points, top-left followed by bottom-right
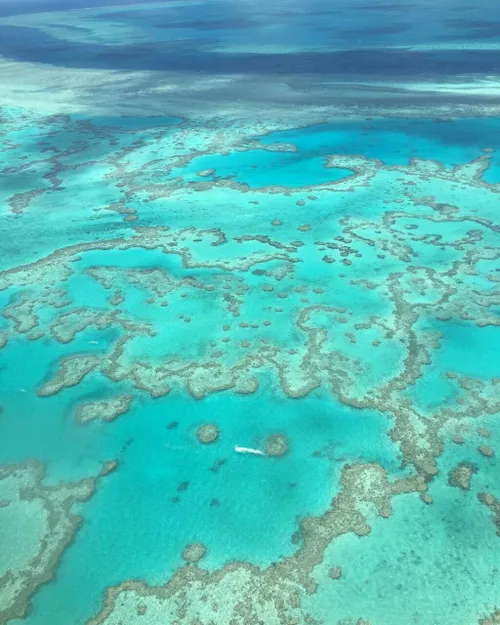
(2, 24), (500, 77)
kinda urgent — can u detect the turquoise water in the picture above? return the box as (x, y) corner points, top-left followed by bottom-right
(168, 150), (354, 188)
(260, 118), (500, 173)
(1, 1), (500, 624)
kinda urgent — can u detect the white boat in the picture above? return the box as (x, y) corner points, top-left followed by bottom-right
(234, 445), (265, 456)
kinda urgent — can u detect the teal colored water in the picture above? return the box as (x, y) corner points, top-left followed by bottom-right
(307, 485), (500, 625)
(1, 331), (401, 624)
(1, 1), (500, 624)
(305, 425), (500, 625)
(409, 320), (500, 412)
(13, 392), (401, 625)
(168, 149), (354, 188)
(260, 118), (500, 176)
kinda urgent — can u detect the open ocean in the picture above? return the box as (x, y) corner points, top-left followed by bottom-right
(0, 1), (499, 624)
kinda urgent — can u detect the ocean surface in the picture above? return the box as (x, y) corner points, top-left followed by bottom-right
(0, 1), (499, 624)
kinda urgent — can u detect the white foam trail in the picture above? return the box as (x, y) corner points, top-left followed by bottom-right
(234, 446), (265, 456)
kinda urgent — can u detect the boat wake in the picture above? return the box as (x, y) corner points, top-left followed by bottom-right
(234, 446), (265, 456)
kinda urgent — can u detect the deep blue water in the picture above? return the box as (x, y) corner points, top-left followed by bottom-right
(1, 0), (500, 77)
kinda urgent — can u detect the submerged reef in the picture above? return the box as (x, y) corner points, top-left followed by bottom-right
(480, 610), (500, 625)
(76, 395), (134, 424)
(478, 493), (500, 536)
(196, 424), (219, 444)
(265, 433), (289, 457)
(0, 461), (113, 624)
(1, 151), (496, 483)
(448, 462), (478, 490)
(87, 464), (425, 625)
(182, 543), (207, 564)
(1, 98), (500, 625)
